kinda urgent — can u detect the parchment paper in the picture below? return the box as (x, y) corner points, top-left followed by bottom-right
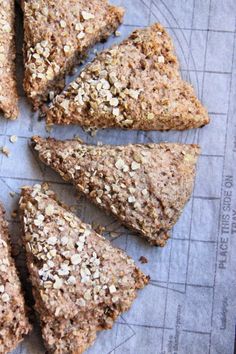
(0, 1), (236, 353)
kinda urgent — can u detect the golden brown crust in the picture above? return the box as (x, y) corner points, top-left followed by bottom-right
(19, 184), (148, 354)
(32, 136), (200, 246)
(23, 0), (124, 109)
(0, 204), (31, 353)
(0, 0), (18, 119)
(46, 23), (209, 130)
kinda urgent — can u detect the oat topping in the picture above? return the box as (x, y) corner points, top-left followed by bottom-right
(81, 11), (95, 20)
(0, 204), (31, 353)
(1, 292), (10, 302)
(9, 135), (18, 143)
(0, 0), (18, 119)
(22, 0), (124, 109)
(19, 184), (148, 353)
(131, 161), (141, 170)
(46, 23), (209, 131)
(32, 136), (200, 246)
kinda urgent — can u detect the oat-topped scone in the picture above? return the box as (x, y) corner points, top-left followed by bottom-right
(19, 185), (148, 354)
(46, 23), (209, 130)
(32, 136), (200, 246)
(0, 0), (18, 119)
(22, 0), (124, 109)
(0, 204), (31, 353)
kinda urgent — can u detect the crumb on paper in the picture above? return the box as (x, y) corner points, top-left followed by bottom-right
(115, 30), (121, 37)
(11, 210), (18, 218)
(110, 231), (119, 238)
(0, 146), (10, 157)
(45, 124), (52, 133)
(139, 256), (148, 264)
(73, 135), (84, 143)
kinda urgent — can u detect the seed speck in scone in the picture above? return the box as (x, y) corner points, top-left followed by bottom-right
(0, 0), (18, 119)
(32, 136), (200, 246)
(0, 204), (31, 353)
(46, 23), (209, 131)
(19, 184), (148, 354)
(22, 0), (124, 109)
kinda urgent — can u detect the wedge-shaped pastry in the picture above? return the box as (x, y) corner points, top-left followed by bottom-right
(19, 185), (148, 353)
(0, 0), (18, 119)
(0, 203), (31, 353)
(32, 136), (200, 246)
(23, 0), (124, 109)
(46, 23), (209, 130)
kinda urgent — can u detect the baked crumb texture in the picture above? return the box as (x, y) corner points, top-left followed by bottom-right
(0, 204), (31, 354)
(0, 0), (18, 119)
(32, 136), (200, 246)
(19, 185), (148, 354)
(22, 0), (124, 109)
(46, 23), (210, 131)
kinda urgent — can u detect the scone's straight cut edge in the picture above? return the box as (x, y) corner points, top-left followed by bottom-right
(46, 23), (210, 131)
(0, 203), (31, 353)
(31, 136), (200, 246)
(22, 0), (124, 109)
(19, 184), (148, 354)
(0, 0), (18, 119)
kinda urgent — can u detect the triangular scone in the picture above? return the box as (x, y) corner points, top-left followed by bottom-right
(22, 0), (124, 109)
(32, 136), (200, 246)
(46, 23), (209, 130)
(0, 204), (31, 353)
(19, 185), (148, 354)
(0, 0), (18, 119)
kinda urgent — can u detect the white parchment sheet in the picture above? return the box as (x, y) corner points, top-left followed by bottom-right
(0, 1), (236, 353)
